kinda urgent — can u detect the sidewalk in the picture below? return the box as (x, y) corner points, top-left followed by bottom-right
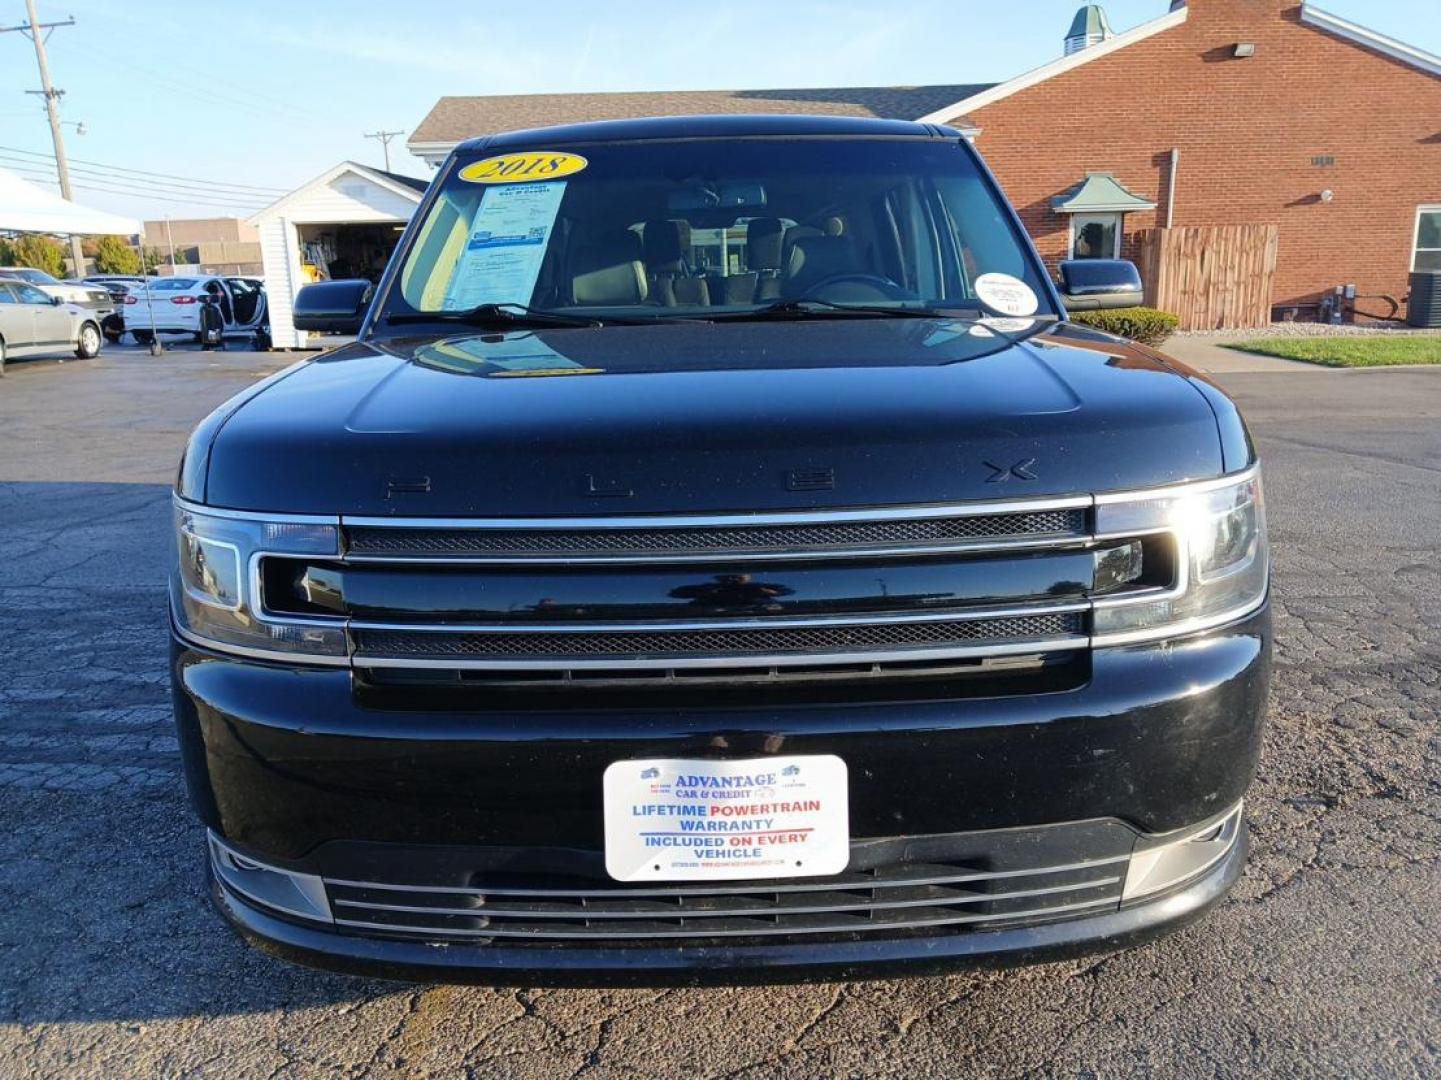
(1161, 334), (1325, 374)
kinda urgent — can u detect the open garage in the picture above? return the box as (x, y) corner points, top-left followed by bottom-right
(249, 161), (426, 348)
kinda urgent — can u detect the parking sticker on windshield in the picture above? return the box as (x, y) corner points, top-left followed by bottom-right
(974, 272), (1040, 317)
(458, 151), (588, 184)
(442, 180), (567, 311)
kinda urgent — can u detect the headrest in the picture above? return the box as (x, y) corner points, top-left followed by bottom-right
(572, 229), (648, 305)
(642, 219), (689, 271)
(783, 234), (857, 285)
(745, 217), (784, 271)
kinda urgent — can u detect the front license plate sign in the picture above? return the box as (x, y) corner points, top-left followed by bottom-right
(603, 755), (849, 882)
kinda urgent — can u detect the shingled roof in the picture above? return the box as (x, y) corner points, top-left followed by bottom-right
(409, 84), (992, 154)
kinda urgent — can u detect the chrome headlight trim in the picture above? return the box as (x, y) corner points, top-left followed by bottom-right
(171, 498), (348, 664)
(1090, 465), (1268, 647)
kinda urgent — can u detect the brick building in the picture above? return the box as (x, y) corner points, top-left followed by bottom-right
(920, 0), (1441, 317)
(410, 0), (1441, 323)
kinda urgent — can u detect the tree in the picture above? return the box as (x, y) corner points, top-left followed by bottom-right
(92, 235), (143, 275)
(0, 234), (67, 277)
(139, 246), (168, 275)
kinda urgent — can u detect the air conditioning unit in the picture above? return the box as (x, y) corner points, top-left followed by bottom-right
(1407, 270), (1441, 328)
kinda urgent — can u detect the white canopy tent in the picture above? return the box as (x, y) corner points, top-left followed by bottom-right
(0, 167), (141, 236)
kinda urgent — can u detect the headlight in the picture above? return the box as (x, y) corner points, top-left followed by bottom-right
(1091, 469), (1268, 644)
(171, 502), (347, 661)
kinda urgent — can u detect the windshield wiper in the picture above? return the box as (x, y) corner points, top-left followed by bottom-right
(702, 298), (990, 323)
(388, 302), (612, 330)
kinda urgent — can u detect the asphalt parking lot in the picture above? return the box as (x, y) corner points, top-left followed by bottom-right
(1, 341), (1437, 1078)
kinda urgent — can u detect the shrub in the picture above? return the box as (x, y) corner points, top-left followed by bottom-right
(0, 234), (67, 278)
(92, 235), (143, 275)
(1069, 307), (1180, 347)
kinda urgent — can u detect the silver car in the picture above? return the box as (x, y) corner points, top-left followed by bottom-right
(0, 279), (104, 375)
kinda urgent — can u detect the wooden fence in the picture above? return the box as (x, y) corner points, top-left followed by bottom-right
(1132, 224), (1279, 330)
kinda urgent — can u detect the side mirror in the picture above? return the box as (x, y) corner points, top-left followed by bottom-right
(1057, 259), (1144, 311)
(51, 295), (63, 306)
(293, 279), (373, 334)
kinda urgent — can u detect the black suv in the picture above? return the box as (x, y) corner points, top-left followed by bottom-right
(170, 116), (1269, 984)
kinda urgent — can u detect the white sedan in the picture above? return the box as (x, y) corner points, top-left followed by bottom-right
(123, 276), (268, 345)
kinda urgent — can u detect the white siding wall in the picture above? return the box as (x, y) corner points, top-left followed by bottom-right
(253, 168), (421, 348)
(258, 216), (301, 346)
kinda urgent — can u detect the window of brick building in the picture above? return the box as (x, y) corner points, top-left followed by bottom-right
(1414, 207), (1441, 271)
(1070, 212), (1123, 259)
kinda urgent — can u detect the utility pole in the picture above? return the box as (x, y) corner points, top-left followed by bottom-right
(2, 1), (85, 276)
(363, 130), (404, 172)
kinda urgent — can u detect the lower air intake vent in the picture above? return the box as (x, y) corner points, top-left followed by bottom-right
(323, 853), (1127, 943)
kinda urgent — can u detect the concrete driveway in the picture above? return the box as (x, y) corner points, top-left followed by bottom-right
(1, 344), (1437, 1077)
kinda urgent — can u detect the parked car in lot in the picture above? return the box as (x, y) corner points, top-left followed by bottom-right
(0, 266), (115, 322)
(0, 278), (104, 373)
(172, 115), (1270, 985)
(83, 275), (150, 341)
(124, 275), (267, 344)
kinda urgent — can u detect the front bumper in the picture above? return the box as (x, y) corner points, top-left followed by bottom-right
(210, 819), (1247, 986)
(171, 605), (1270, 983)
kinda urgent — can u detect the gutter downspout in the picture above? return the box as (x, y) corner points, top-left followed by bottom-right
(1165, 147), (1179, 228)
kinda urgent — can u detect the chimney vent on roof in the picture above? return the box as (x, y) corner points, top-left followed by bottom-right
(1064, 4), (1116, 56)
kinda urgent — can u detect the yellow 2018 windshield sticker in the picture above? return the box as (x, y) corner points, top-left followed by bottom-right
(458, 151), (588, 184)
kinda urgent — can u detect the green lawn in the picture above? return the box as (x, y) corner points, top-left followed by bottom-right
(1220, 335), (1441, 367)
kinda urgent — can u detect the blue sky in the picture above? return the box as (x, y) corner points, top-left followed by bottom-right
(1, 0), (1437, 221)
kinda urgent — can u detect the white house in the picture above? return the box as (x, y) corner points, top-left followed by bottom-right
(248, 161), (427, 348)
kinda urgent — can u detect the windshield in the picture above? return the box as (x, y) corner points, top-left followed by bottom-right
(390, 137), (1055, 322)
(4, 268), (59, 286)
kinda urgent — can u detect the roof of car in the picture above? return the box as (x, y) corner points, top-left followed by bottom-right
(455, 114), (964, 154)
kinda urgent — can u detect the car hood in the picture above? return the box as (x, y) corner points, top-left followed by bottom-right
(198, 318), (1229, 515)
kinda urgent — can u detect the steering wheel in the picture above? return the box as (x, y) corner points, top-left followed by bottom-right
(793, 273), (915, 303)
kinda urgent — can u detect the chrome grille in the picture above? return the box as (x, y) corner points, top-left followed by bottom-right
(353, 611), (1084, 662)
(343, 508), (1087, 560)
(323, 854), (1126, 943)
(320, 497), (1107, 675)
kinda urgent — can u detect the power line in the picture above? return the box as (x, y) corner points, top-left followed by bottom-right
(0, 151), (277, 202)
(99, 51), (329, 128)
(11, 174), (269, 211)
(0, 144), (289, 193)
(2, 1), (85, 271)
(363, 130), (405, 172)
(4, 162), (271, 207)
(8, 165), (274, 211)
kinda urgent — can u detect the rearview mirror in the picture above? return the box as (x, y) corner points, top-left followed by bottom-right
(1057, 259), (1144, 311)
(293, 279), (373, 334)
(667, 181), (767, 212)
(50, 295), (63, 306)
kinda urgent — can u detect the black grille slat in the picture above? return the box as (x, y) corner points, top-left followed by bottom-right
(353, 612), (1083, 661)
(344, 508), (1086, 560)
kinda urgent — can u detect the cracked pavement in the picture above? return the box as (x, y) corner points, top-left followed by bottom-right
(0, 346), (1437, 1077)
